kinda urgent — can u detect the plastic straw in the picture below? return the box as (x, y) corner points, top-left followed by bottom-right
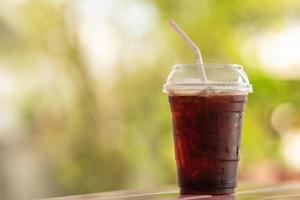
(169, 19), (207, 82)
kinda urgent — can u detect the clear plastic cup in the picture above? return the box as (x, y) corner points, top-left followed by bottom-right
(163, 64), (252, 195)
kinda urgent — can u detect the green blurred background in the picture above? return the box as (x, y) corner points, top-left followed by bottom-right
(1, 0), (300, 199)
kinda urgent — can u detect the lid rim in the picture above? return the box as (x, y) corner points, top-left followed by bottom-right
(163, 83), (253, 93)
(164, 82), (251, 86)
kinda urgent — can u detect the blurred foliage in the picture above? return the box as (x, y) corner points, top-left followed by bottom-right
(0, 0), (300, 199)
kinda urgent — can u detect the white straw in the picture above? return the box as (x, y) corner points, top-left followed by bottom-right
(169, 19), (207, 82)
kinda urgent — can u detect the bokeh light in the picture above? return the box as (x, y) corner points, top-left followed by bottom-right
(1, 0), (300, 199)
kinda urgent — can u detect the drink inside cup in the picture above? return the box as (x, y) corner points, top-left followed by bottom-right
(170, 94), (246, 194)
(164, 64), (252, 195)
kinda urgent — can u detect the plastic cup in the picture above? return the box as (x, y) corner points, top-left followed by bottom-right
(163, 64), (252, 195)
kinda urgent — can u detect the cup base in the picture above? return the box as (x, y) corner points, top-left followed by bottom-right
(180, 187), (235, 195)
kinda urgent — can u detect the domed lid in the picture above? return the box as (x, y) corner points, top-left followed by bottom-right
(163, 64), (253, 95)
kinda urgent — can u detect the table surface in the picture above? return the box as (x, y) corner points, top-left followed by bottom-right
(44, 184), (300, 200)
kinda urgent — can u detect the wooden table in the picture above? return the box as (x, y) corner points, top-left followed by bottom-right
(44, 184), (300, 200)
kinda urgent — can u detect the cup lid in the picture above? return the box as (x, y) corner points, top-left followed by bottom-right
(163, 64), (253, 95)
